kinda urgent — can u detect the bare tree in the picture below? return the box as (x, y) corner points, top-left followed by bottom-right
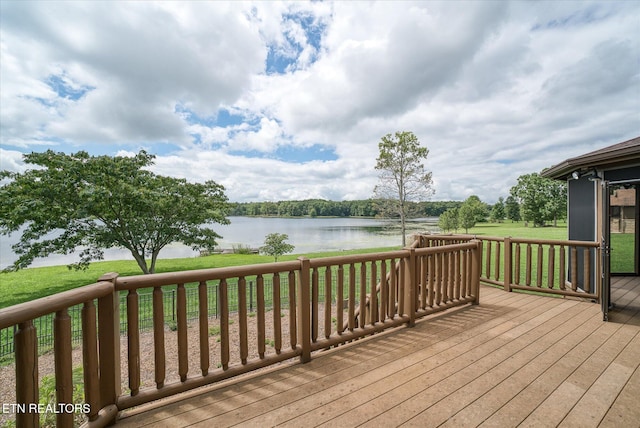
(373, 131), (434, 246)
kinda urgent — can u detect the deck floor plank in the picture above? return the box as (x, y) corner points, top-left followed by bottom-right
(114, 278), (640, 428)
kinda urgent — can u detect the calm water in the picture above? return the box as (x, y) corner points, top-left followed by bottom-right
(0, 216), (439, 269)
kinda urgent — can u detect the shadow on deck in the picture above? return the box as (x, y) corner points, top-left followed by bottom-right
(115, 277), (640, 427)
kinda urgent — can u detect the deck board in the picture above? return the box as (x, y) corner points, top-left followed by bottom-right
(116, 278), (640, 428)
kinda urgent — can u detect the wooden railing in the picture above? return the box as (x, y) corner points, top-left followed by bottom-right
(0, 240), (481, 427)
(417, 234), (600, 300)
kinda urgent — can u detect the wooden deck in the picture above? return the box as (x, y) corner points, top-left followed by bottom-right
(116, 277), (640, 428)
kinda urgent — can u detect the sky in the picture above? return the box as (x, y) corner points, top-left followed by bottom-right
(1, 1), (639, 204)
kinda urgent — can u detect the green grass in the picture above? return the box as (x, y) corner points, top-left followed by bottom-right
(463, 221), (568, 240)
(0, 247), (401, 309)
(610, 233), (636, 273)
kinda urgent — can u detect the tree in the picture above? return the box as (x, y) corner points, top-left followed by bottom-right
(544, 180), (567, 227)
(458, 201), (476, 233)
(510, 172), (566, 227)
(260, 233), (295, 261)
(0, 150), (230, 274)
(505, 195), (521, 222)
(456, 195), (487, 233)
(438, 208), (459, 233)
(373, 131), (434, 246)
(490, 197), (506, 223)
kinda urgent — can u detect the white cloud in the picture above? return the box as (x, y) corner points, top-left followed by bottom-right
(1, 1), (639, 204)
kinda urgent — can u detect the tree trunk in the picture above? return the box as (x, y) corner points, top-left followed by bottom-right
(130, 251), (150, 274)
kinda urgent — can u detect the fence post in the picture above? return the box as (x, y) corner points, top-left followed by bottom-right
(404, 247), (417, 327)
(297, 257), (311, 363)
(15, 320), (38, 428)
(504, 237), (512, 292)
(470, 240), (481, 305)
(96, 272), (121, 418)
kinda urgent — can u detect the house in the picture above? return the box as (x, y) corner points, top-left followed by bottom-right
(541, 136), (640, 319)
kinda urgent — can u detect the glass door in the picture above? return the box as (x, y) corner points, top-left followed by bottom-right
(609, 184), (639, 275)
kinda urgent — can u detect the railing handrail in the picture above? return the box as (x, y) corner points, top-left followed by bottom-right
(114, 260), (302, 290)
(0, 281), (113, 330)
(420, 233), (599, 248)
(508, 237), (599, 247)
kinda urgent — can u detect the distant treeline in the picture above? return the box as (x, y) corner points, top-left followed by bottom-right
(230, 199), (463, 218)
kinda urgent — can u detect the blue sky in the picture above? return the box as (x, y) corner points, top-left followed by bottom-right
(1, 1), (638, 203)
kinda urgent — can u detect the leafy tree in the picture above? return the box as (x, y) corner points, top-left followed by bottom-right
(510, 172), (566, 227)
(0, 150), (230, 274)
(373, 131), (434, 246)
(505, 195), (521, 222)
(544, 180), (567, 227)
(458, 201), (476, 233)
(490, 197), (506, 223)
(438, 208), (459, 233)
(260, 233), (295, 261)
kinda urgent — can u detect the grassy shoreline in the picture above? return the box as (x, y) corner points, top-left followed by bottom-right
(0, 221), (568, 308)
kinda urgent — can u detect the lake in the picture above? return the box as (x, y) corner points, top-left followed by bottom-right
(0, 216), (440, 269)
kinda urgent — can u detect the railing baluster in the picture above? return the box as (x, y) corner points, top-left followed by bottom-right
(370, 261), (378, 325)
(288, 271), (297, 350)
(220, 279), (230, 370)
(548, 246), (555, 290)
(297, 258), (311, 363)
(537, 244), (544, 287)
(311, 268), (319, 342)
(152, 286), (165, 388)
(127, 290), (140, 395)
(398, 258), (406, 315)
(389, 258), (397, 317)
(559, 245), (566, 290)
(494, 241), (501, 282)
(359, 263), (367, 327)
(454, 250), (461, 300)
(238, 277), (248, 364)
(485, 241), (492, 279)
(257, 275), (266, 358)
(324, 267), (332, 339)
(198, 281), (209, 375)
(584, 248), (591, 293)
(515, 243), (521, 285)
(442, 252), (449, 303)
(273, 273), (282, 353)
(54, 308), (73, 427)
(526, 244), (532, 286)
(380, 260), (388, 319)
(348, 264), (356, 331)
(417, 255), (425, 310)
(428, 254), (435, 307)
(82, 300), (99, 421)
(177, 283), (188, 381)
(15, 321), (38, 427)
(337, 266), (344, 334)
(571, 246), (578, 291)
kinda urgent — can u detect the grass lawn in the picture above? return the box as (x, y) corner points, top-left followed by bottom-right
(463, 221), (568, 240)
(610, 232), (636, 273)
(0, 247), (402, 309)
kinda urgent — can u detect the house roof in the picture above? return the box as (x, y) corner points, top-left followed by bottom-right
(541, 136), (640, 180)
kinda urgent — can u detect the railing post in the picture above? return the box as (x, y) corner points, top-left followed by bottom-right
(405, 247), (416, 327)
(297, 257), (311, 363)
(15, 320), (38, 428)
(471, 240), (482, 305)
(504, 237), (512, 292)
(96, 272), (121, 416)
